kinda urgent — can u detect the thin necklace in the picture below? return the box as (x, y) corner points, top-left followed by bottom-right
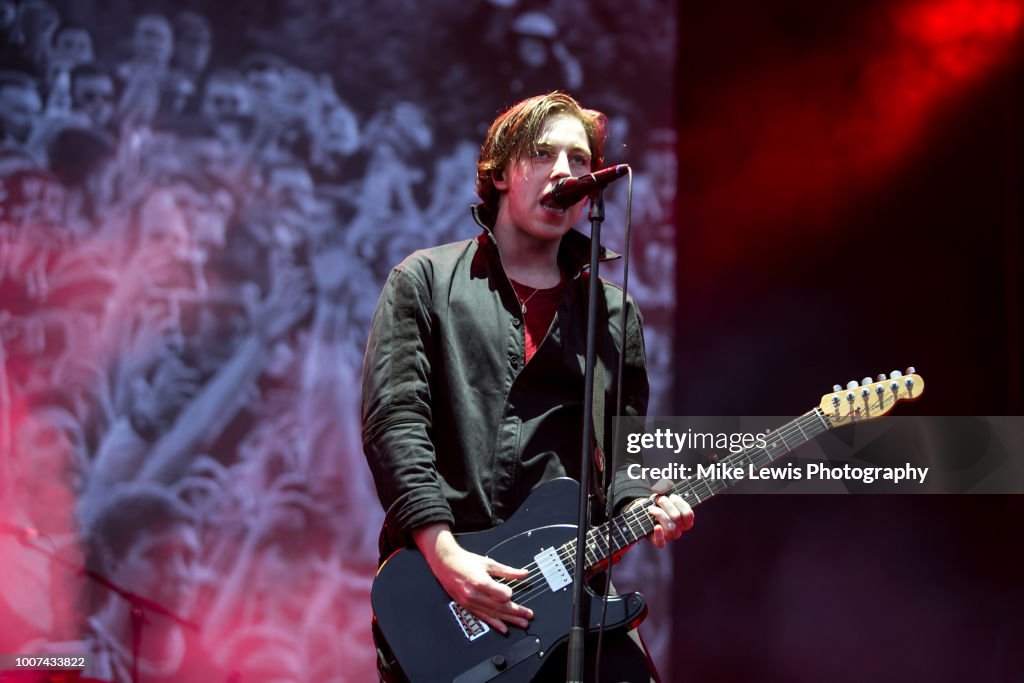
(513, 262), (560, 314)
(517, 284), (541, 314)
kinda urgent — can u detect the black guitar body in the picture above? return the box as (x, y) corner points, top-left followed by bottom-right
(372, 478), (648, 683)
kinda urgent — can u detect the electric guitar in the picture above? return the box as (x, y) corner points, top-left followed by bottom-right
(372, 370), (925, 682)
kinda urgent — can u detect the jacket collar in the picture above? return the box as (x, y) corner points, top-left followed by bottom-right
(470, 203), (621, 277)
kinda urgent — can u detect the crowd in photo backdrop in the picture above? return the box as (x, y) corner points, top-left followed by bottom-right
(0, 1), (679, 680)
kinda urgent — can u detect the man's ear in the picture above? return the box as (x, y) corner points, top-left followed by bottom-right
(492, 168), (508, 191)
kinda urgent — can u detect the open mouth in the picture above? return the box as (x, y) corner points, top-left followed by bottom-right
(539, 194), (565, 215)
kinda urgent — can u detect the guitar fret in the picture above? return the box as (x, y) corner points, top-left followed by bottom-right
(614, 519), (627, 551)
(613, 518), (629, 551)
(626, 512), (646, 544)
(794, 419), (809, 442)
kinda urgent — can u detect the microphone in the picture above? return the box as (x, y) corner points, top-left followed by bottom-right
(549, 164), (630, 209)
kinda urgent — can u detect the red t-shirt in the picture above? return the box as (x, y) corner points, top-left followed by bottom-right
(510, 278), (565, 363)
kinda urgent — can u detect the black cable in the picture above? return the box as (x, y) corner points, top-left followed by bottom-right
(594, 167), (633, 683)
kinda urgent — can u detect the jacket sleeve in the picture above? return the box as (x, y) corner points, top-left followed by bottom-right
(361, 266), (454, 557)
(609, 293), (653, 514)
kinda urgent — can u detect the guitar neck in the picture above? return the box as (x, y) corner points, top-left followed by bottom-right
(578, 408), (833, 570)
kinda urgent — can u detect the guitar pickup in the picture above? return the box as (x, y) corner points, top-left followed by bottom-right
(534, 547), (571, 592)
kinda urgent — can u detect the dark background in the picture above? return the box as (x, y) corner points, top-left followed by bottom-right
(670, 2), (1024, 680)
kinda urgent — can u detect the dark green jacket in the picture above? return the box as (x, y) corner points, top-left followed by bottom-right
(361, 207), (651, 561)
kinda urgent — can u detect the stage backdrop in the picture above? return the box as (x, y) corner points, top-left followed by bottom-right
(0, 1), (680, 681)
(669, 1), (1023, 681)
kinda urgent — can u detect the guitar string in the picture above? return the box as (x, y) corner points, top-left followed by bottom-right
(497, 411), (826, 609)
(487, 409), (836, 611)
(509, 400), (902, 609)
(494, 410), (832, 609)
(496, 390), (898, 600)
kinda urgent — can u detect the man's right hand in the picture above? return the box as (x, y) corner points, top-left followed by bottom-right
(412, 523), (533, 634)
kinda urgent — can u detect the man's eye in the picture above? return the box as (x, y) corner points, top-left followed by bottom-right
(571, 156), (589, 166)
(534, 148), (551, 159)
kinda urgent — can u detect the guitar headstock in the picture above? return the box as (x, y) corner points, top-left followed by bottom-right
(819, 367), (924, 426)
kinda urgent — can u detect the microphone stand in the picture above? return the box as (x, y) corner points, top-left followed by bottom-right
(566, 190), (605, 683)
(9, 529), (199, 683)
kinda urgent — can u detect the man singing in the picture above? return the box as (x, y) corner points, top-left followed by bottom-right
(362, 92), (692, 682)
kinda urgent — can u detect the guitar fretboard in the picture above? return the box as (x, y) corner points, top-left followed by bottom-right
(567, 408), (833, 571)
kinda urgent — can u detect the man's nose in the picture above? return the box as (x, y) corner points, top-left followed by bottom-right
(551, 151), (572, 178)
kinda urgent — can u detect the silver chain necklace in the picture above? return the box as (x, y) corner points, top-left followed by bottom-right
(513, 263), (560, 314)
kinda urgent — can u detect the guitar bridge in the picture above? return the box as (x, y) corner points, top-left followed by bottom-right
(449, 601), (491, 641)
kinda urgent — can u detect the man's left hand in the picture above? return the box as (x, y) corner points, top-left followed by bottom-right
(633, 478), (694, 549)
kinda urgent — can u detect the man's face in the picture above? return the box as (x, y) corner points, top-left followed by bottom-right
(186, 134), (230, 178)
(52, 28), (93, 68)
(140, 188), (190, 250)
(175, 32), (210, 74)
(1, 172), (64, 227)
(244, 63), (284, 100)
(495, 113), (592, 243)
(112, 523), (200, 614)
(72, 74), (114, 127)
(133, 15), (173, 66)
(201, 79), (250, 120)
(182, 183), (233, 250)
(15, 411), (82, 533)
(0, 85), (42, 143)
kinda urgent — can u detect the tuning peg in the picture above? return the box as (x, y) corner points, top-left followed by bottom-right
(906, 366), (916, 375)
(861, 377), (873, 386)
(847, 380), (859, 390)
(833, 384), (843, 392)
(877, 373), (887, 381)
(889, 370), (903, 379)
(905, 377), (915, 388)
(846, 391), (855, 401)
(860, 387), (870, 397)
(875, 384), (885, 394)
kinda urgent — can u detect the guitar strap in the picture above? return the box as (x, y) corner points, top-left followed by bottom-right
(590, 285), (611, 511)
(592, 355), (608, 509)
